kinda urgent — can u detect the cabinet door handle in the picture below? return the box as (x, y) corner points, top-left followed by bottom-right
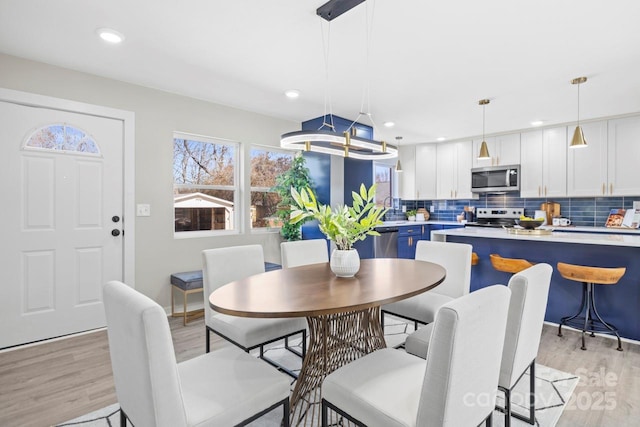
(602, 183), (606, 195)
(538, 186), (541, 197)
(610, 183), (613, 194)
(544, 186), (547, 196)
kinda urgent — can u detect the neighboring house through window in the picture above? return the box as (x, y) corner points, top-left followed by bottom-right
(173, 132), (238, 234)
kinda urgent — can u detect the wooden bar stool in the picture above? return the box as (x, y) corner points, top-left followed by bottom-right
(556, 262), (625, 351)
(471, 252), (479, 266)
(490, 254), (534, 274)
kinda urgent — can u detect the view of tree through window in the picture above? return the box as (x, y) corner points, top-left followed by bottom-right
(26, 124), (99, 154)
(374, 163), (392, 208)
(250, 147), (293, 228)
(173, 135), (237, 233)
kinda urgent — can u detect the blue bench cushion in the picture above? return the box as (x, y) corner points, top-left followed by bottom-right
(170, 271), (203, 291)
(171, 263), (281, 291)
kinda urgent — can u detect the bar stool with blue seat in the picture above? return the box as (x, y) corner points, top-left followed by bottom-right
(557, 262), (625, 351)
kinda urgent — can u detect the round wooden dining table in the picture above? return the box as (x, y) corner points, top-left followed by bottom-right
(209, 258), (446, 426)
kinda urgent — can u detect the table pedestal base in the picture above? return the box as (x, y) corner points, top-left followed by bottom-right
(290, 307), (386, 426)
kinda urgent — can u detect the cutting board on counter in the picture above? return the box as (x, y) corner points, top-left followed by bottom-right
(541, 202), (561, 224)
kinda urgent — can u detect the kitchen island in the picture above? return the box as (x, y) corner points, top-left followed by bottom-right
(431, 227), (640, 342)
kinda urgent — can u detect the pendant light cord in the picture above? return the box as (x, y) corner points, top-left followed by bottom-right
(320, 20), (334, 131)
(576, 82), (581, 126)
(348, 0), (379, 136)
(482, 103), (486, 140)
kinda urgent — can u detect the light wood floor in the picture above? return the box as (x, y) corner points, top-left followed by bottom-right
(0, 318), (637, 427)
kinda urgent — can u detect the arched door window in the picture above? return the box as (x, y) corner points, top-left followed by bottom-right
(24, 124), (101, 155)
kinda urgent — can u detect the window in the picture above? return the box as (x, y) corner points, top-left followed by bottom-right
(250, 146), (293, 229)
(25, 124), (100, 155)
(173, 133), (238, 234)
(374, 163), (393, 208)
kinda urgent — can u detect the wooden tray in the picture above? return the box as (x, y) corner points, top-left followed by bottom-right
(506, 227), (553, 236)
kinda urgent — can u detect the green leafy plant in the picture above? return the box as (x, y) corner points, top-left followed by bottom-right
(406, 209), (417, 218)
(290, 183), (388, 250)
(271, 153), (314, 241)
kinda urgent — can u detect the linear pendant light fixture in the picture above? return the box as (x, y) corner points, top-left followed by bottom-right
(477, 99), (491, 159)
(280, 0), (397, 160)
(570, 76), (588, 148)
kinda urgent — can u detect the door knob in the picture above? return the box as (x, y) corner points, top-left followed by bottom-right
(111, 229), (121, 237)
(112, 215), (120, 223)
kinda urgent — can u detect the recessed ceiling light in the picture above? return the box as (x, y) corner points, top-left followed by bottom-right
(284, 89), (300, 99)
(436, 137), (446, 142)
(531, 120), (544, 127)
(96, 28), (125, 44)
(383, 121), (395, 128)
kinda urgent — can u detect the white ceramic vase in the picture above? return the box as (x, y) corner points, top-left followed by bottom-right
(330, 249), (361, 278)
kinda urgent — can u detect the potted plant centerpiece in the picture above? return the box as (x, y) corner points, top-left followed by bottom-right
(290, 183), (388, 277)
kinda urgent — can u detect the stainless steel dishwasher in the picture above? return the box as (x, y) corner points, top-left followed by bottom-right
(374, 226), (399, 258)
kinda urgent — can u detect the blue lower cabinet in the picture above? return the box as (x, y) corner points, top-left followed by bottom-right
(398, 225), (423, 259)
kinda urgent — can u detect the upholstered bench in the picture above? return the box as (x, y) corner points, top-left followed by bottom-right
(170, 270), (205, 326)
(170, 263), (281, 326)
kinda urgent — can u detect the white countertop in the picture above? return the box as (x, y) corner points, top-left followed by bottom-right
(431, 226), (640, 248)
(381, 220), (462, 227)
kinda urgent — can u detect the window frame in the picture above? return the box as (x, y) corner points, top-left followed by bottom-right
(173, 131), (241, 239)
(249, 144), (295, 233)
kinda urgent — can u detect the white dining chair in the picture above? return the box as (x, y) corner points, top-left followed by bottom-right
(202, 244), (307, 378)
(406, 263), (553, 427)
(382, 240), (472, 329)
(321, 285), (511, 427)
(281, 238), (329, 268)
(103, 280), (291, 427)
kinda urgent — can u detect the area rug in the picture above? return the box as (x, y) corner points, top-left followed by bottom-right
(57, 317), (578, 427)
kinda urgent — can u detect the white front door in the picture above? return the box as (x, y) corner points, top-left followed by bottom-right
(0, 100), (124, 348)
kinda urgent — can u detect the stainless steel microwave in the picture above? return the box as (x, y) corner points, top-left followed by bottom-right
(471, 165), (520, 193)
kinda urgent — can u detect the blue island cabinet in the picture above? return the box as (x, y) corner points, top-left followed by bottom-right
(445, 234), (640, 342)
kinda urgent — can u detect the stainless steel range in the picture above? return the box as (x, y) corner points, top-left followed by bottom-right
(466, 208), (524, 228)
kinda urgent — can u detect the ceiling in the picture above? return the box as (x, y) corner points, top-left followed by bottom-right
(1, 0), (639, 145)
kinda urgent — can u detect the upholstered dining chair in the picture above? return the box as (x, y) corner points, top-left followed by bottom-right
(406, 263), (553, 427)
(202, 245), (307, 378)
(103, 280), (291, 427)
(281, 238), (329, 268)
(321, 285), (511, 427)
(382, 240), (473, 329)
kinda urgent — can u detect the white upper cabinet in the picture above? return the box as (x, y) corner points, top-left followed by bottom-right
(520, 127), (567, 198)
(397, 145), (416, 200)
(415, 144), (437, 200)
(607, 116), (640, 196)
(436, 140), (475, 200)
(397, 144), (437, 200)
(472, 134), (521, 168)
(567, 121), (608, 197)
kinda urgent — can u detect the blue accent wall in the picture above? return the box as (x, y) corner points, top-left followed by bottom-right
(300, 115), (376, 258)
(401, 193), (640, 227)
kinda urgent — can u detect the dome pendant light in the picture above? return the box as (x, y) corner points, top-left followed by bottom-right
(570, 77), (588, 148)
(478, 99), (491, 159)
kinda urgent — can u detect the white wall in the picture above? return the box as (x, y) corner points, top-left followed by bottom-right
(0, 53), (299, 307)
